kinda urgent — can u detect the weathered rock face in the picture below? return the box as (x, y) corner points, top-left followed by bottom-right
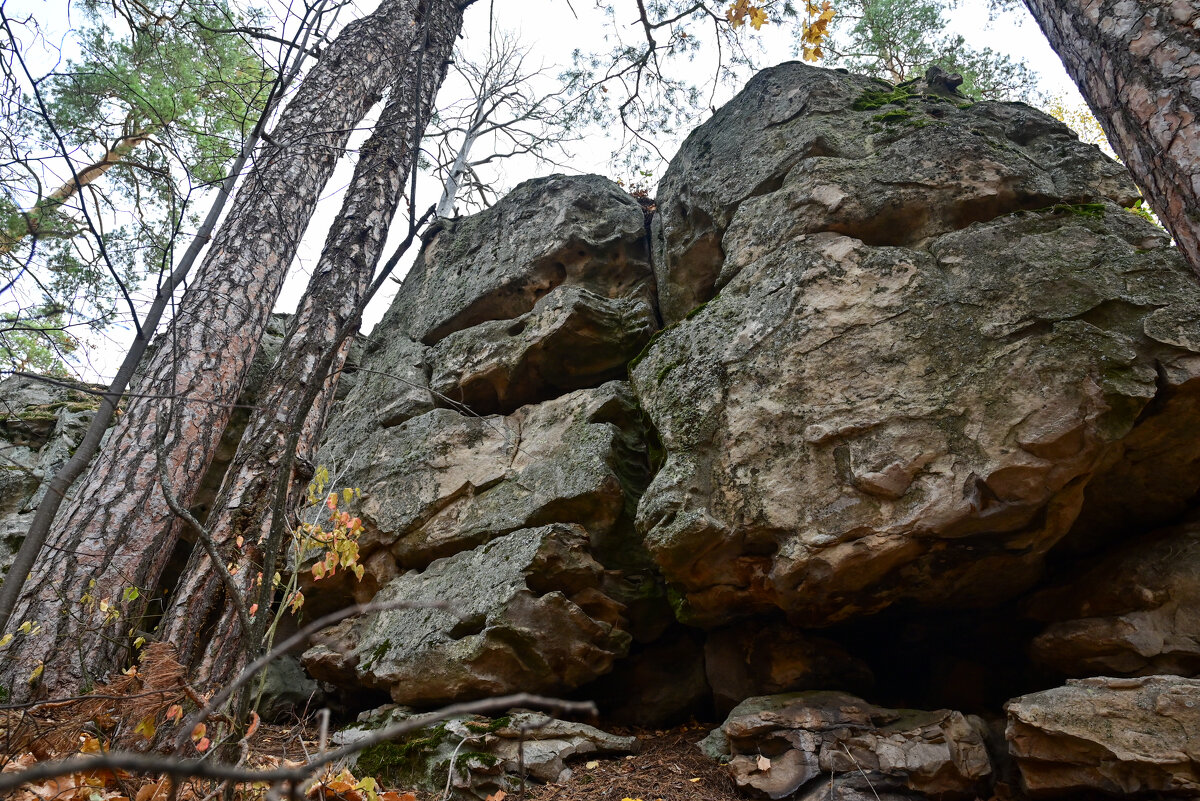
(635, 72), (1200, 626)
(701, 692), (991, 800)
(340, 708), (639, 799)
(316, 382), (647, 572)
(387, 174), (653, 345)
(428, 286), (656, 416)
(1005, 676), (1200, 796)
(1027, 517), (1200, 677)
(652, 62), (1136, 323)
(0, 375), (100, 578)
(317, 332), (433, 471)
(302, 524), (632, 705)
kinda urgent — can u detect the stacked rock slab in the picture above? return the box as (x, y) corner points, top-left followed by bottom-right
(634, 62), (1200, 627)
(699, 692), (992, 800)
(303, 174), (659, 703)
(1006, 676), (1200, 796)
(297, 65), (1200, 800)
(1026, 515), (1200, 677)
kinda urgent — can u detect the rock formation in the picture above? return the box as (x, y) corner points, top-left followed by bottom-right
(6, 62), (1200, 801)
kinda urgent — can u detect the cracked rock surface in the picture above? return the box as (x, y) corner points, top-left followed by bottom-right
(302, 523), (631, 704)
(1005, 676), (1200, 796)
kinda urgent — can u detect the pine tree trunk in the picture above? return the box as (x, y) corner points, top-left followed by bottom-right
(0, 0), (465, 702)
(1022, 0), (1200, 274)
(158, 11), (459, 682)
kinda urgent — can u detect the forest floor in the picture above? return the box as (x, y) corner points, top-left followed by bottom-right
(2, 715), (739, 801)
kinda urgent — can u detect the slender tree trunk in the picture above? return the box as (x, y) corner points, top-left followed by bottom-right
(159, 8), (459, 681)
(1022, 0), (1200, 274)
(0, 0), (463, 702)
(436, 127), (479, 218)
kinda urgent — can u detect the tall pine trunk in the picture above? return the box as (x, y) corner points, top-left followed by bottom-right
(0, 0), (466, 702)
(158, 16), (459, 682)
(1022, 0), (1200, 274)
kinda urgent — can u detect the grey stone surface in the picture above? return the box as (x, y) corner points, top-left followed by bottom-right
(311, 382), (649, 573)
(429, 285), (657, 416)
(0, 375), (101, 581)
(705, 692), (991, 800)
(1005, 675), (1200, 796)
(302, 523), (631, 705)
(339, 708), (638, 800)
(633, 203), (1200, 627)
(388, 174), (653, 345)
(653, 62), (1137, 322)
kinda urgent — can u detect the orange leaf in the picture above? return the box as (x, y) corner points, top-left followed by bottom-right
(245, 711), (261, 738)
(195, 737), (211, 752)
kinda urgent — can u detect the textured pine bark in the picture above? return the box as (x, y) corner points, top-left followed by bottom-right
(157, 4), (460, 683)
(0, 0), (462, 701)
(1022, 0), (1200, 274)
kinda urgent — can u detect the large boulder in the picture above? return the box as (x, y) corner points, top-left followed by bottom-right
(1026, 516), (1200, 677)
(428, 286), (656, 416)
(633, 197), (1200, 627)
(700, 692), (991, 800)
(309, 382), (650, 575)
(302, 523), (632, 705)
(387, 174), (653, 345)
(1005, 676), (1200, 796)
(652, 62), (1136, 322)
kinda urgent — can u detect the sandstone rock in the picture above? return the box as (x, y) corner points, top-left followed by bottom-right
(388, 175), (653, 345)
(316, 330), (433, 471)
(341, 708), (638, 799)
(255, 655), (325, 721)
(1005, 675), (1200, 796)
(313, 382), (646, 573)
(1027, 516), (1200, 677)
(704, 621), (873, 715)
(653, 62), (1136, 322)
(485, 712), (641, 783)
(302, 523), (631, 705)
(632, 203), (1200, 627)
(0, 375), (100, 578)
(429, 286), (656, 416)
(702, 692), (991, 799)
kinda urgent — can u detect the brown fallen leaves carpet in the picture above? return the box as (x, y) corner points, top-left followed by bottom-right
(527, 724), (739, 801)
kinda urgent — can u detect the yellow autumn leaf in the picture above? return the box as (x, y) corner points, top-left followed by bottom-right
(134, 715), (157, 739)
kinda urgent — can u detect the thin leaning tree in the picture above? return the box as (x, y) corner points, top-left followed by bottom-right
(0, 0), (472, 702)
(157, 26), (457, 687)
